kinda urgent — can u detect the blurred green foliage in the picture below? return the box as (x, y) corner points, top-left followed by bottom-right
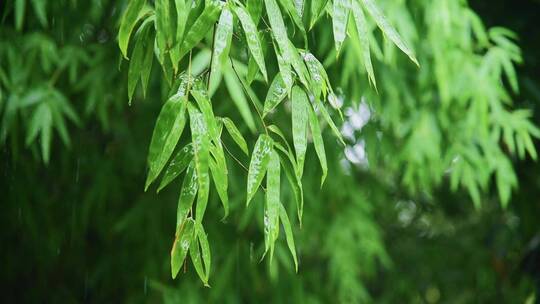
(1, 0), (539, 303)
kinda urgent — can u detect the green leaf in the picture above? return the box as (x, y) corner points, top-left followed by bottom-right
(191, 83), (219, 142)
(188, 104), (211, 226)
(221, 117), (249, 155)
(301, 50), (330, 98)
(234, 5), (268, 82)
(128, 17), (153, 103)
(196, 222), (211, 283)
(140, 26), (154, 97)
(264, 149), (281, 261)
(189, 222), (211, 286)
(332, 0), (350, 55)
(176, 161), (198, 228)
(263, 73), (288, 117)
(308, 102), (327, 186)
(247, 0), (264, 25)
(279, 203), (298, 271)
(177, 0), (223, 63)
(209, 7), (234, 88)
(118, 0), (146, 58)
(361, 0), (418, 65)
(314, 97), (345, 145)
(351, 1), (376, 89)
(30, 0), (48, 27)
(171, 218), (195, 279)
(170, 0), (189, 71)
(292, 86), (309, 176)
(157, 144), (194, 193)
(265, 0), (293, 81)
(15, 0), (25, 31)
(278, 0), (307, 44)
(155, 0), (173, 60)
(223, 67), (257, 132)
(246, 134), (274, 206)
(275, 143), (304, 224)
(209, 142), (229, 218)
(310, 0), (329, 29)
(145, 93), (187, 190)
(189, 228), (207, 285)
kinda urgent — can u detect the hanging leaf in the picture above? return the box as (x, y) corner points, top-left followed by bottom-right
(196, 222), (211, 282)
(145, 93), (187, 190)
(310, 0), (329, 29)
(128, 17), (154, 103)
(118, 0), (146, 58)
(361, 0), (419, 65)
(171, 218), (195, 279)
(263, 73), (288, 117)
(308, 102), (328, 186)
(264, 149), (281, 261)
(332, 0), (350, 55)
(176, 161), (198, 229)
(223, 67), (257, 132)
(15, 0), (26, 31)
(275, 142), (304, 224)
(292, 86), (309, 176)
(314, 98), (345, 145)
(351, 1), (376, 89)
(246, 134), (274, 206)
(279, 203), (298, 271)
(209, 142), (229, 218)
(157, 144), (194, 193)
(188, 104), (211, 225)
(221, 117), (249, 155)
(209, 7), (234, 88)
(191, 83), (219, 142)
(155, 0), (173, 61)
(234, 5), (268, 82)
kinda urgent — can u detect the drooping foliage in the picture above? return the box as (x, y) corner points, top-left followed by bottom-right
(1, 0), (539, 302)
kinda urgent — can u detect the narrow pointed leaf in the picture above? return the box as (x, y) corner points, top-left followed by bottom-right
(279, 203), (298, 271)
(119, 0), (146, 58)
(189, 231), (207, 285)
(264, 150), (281, 262)
(188, 104), (211, 225)
(222, 117), (249, 155)
(263, 73), (288, 117)
(333, 0), (350, 55)
(128, 17), (153, 102)
(308, 102), (327, 186)
(234, 5), (268, 82)
(315, 98), (345, 145)
(292, 86), (309, 176)
(196, 222), (211, 282)
(171, 218), (195, 279)
(361, 0), (418, 65)
(275, 144), (304, 224)
(247, 134), (274, 206)
(176, 161), (198, 228)
(191, 84), (219, 142)
(157, 144), (194, 193)
(210, 7), (234, 88)
(209, 143), (229, 218)
(145, 94), (187, 190)
(223, 68), (256, 132)
(351, 1), (376, 88)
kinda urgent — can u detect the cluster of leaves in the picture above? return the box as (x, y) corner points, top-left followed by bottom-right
(118, 0), (420, 283)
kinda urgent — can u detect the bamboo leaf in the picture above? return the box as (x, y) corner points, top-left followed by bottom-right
(177, 0), (222, 63)
(155, 0), (173, 60)
(264, 149), (281, 261)
(332, 0), (350, 55)
(279, 203), (298, 271)
(191, 82), (219, 142)
(128, 17), (153, 103)
(188, 104), (211, 225)
(310, 0), (328, 29)
(247, 134), (274, 206)
(209, 142), (229, 218)
(15, 0), (25, 31)
(221, 117), (249, 155)
(263, 73), (288, 117)
(145, 93), (187, 190)
(196, 222), (211, 283)
(118, 0), (146, 58)
(234, 5), (268, 82)
(157, 144), (194, 193)
(315, 98), (345, 145)
(275, 143), (304, 224)
(223, 68), (257, 132)
(292, 86), (309, 176)
(176, 161), (198, 228)
(351, 1), (376, 89)
(171, 218), (195, 279)
(361, 0), (418, 65)
(210, 7), (234, 88)
(308, 102), (328, 186)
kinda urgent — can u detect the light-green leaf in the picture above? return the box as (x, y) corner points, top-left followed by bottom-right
(191, 82), (219, 142)
(157, 144), (194, 193)
(176, 161), (198, 229)
(292, 86), (309, 176)
(315, 97), (345, 145)
(247, 134), (274, 206)
(351, 1), (376, 89)
(171, 218), (195, 279)
(361, 0), (418, 66)
(119, 0), (146, 59)
(209, 142), (229, 218)
(145, 93), (187, 190)
(279, 203), (298, 271)
(221, 117), (249, 155)
(234, 5), (268, 82)
(188, 104), (211, 225)
(264, 149), (281, 262)
(223, 67), (257, 132)
(332, 0), (350, 55)
(308, 102), (328, 186)
(263, 73), (288, 117)
(209, 7), (234, 88)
